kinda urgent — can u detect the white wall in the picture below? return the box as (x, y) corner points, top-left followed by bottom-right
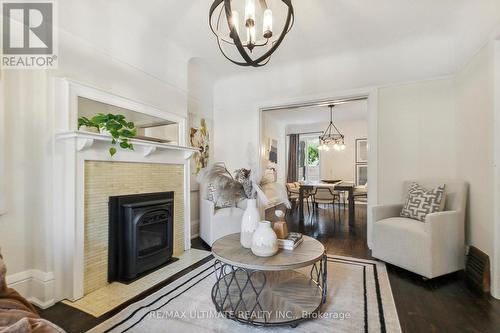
(455, 42), (496, 294)
(286, 120), (368, 182)
(187, 58), (216, 238)
(377, 78), (457, 204)
(213, 33), (459, 171)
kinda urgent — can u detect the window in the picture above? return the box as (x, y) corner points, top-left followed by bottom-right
(298, 135), (320, 182)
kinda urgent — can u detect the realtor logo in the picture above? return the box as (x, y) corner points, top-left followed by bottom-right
(1, 0), (57, 68)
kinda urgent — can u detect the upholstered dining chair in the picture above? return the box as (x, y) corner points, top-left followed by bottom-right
(371, 180), (468, 279)
(312, 187), (341, 221)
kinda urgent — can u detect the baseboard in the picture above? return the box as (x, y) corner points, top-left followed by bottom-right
(191, 233), (200, 239)
(6, 269), (55, 309)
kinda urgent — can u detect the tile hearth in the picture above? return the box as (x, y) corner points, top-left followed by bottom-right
(62, 249), (210, 317)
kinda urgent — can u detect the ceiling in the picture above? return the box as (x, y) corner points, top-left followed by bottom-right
(264, 99), (368, 125)
(60, 0), (500, 77)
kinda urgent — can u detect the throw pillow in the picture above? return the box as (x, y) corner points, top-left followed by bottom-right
(207, 183), (234, 209)
(400, 182), (446, 221)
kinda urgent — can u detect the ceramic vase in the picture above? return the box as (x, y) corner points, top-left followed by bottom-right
(240, 199), (260, 248)
(251, 221), (278, 257)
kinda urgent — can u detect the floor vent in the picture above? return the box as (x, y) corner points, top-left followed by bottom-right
(465, 246), (490, 293)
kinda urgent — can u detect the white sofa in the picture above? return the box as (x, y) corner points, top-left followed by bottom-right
(372, 180), (468, 279)
(200, 198), (246, 246)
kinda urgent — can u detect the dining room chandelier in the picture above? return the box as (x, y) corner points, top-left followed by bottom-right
(209, 0), (294, 67)
(318, 105), (346, 152)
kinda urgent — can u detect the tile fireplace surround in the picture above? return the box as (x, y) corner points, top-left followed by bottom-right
(83, 161), (185, 295)
(53, 131), (197, 304)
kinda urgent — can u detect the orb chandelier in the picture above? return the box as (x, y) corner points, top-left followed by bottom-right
(318, 105), (346, 152)
(209, 0), (294, 67)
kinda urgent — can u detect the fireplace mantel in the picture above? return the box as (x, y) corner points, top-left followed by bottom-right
(56, 131), (198, 160)
(52, 78), (197, 303)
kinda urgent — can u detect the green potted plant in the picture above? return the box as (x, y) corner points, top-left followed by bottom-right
(77, 116), (99, 133)
(77, 113), (137, 156)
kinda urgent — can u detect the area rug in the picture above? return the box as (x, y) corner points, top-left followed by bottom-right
(89, 255), (401, 332)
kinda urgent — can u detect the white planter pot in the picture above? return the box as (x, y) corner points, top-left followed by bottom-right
(79, 125), (99, 133)
(251, 221), (278, 257)
(240, 199), (260, 248)
(99, 128), (111, 136)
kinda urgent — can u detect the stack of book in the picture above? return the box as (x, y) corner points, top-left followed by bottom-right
(277, 232), (303, 250)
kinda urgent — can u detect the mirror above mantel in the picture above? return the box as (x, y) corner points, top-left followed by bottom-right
(78, 97), (180, 145)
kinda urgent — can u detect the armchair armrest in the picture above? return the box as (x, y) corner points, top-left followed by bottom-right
(425, 210), (463, 236)
(372, 204), (403, 222)
(425, 210), (465, 274)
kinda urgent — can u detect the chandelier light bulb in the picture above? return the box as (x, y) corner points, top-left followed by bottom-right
(245, 0), (256, 27)
(246, 25), (256, 48)
(231, 10), (240, 36)
(263, 9), (273, 38)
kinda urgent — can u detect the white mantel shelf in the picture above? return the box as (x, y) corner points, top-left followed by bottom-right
(56, 131), (199, 159)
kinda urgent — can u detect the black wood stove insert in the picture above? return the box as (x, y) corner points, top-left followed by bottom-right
(108, 191), (174, 283)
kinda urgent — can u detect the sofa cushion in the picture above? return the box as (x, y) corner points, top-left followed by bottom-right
(400, 182), (445, 221)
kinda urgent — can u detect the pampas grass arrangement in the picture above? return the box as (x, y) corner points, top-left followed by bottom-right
(198, 162), (290, 208)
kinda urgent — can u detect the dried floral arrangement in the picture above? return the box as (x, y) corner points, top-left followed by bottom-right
(197, 162), (289, 207)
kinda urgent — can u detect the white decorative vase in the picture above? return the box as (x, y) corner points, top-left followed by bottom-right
(240, 199), (260, 248)
(251, 221), (278, 257)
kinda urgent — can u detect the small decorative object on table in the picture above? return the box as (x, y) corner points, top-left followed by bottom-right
(278, 232), (303, 250)
(272, 210), (289, 239)
(251, 221), (278, 257)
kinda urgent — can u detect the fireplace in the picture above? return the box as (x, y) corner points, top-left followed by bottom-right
(108, 191), (175, 283)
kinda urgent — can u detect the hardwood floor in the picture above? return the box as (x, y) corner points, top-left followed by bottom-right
(287, 203), (500, 333)
(38, 203), (500, 332)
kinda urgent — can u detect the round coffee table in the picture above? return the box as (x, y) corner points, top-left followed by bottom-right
(211, 233), (327, 327)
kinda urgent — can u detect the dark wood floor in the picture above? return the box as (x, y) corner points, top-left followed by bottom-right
(286, 204), (500, 333)
(39, 204), (500, 332)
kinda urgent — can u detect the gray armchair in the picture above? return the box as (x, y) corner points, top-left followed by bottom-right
(372, 180), (468, 279)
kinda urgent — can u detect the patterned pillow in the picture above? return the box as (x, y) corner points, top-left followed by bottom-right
(207, 183), (234, 209)
(400, 183), (446, 221)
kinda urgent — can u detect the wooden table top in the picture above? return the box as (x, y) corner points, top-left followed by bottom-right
(212, 233), (325, 271)
(300, 181), (355, 189)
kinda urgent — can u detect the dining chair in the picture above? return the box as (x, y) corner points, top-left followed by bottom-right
(286, 183), (311, 216)
(312, 187), (341, 222)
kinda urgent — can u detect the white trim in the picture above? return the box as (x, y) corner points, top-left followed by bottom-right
(56, 131), (197, 158)
(0, 75), (5, 215)
(257, 87), (378, 245)
(6, 270), (55, 309)
(366, 89), (379, 249)
(493, 39), (500, 299)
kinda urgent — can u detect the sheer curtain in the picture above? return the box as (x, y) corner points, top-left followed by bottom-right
(287, 134), (299, 183)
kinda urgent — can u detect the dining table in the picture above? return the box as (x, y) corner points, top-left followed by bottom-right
(298, 181), (356, 231)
